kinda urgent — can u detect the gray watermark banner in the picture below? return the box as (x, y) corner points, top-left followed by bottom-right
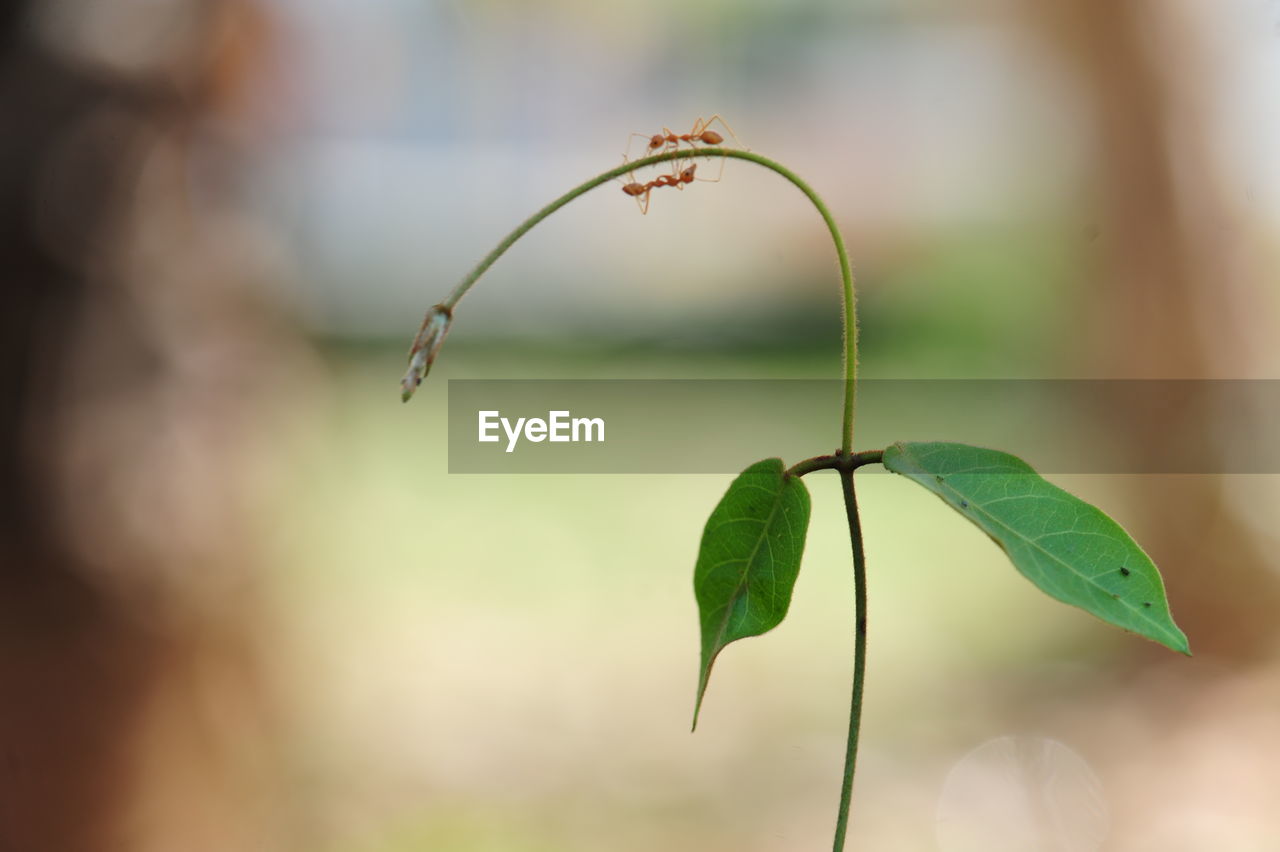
(446, 380), (1279, 473)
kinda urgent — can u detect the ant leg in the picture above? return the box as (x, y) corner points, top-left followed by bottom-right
(660, 126), (689, 164)
(692, 114), (746, 150)
(672, 148), (723, 184)
(628, 132), (664, 162)
(615, 154), (643, 192)
(708, 151), (728, 183)
(658, 128), (699, 190)
(616, 155), (657, 214)
(672, 154), (695, 190)
(684, 115), (738, 182)
(698, 156), (726, 184)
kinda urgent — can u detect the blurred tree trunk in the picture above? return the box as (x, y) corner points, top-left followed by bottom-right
(0, 27), (147, 852)
(1027, 1), (1280, 659)
(0, 2), (290, 849)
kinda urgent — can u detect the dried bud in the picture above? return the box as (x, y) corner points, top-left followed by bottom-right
(401, 304), (453, 402)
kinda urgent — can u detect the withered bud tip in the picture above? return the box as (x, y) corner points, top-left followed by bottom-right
(400, 305), (453, 403)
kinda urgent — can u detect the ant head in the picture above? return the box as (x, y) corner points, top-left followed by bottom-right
(648, 134), (665, 151)
(700, 130), (724, 145)
(680, 164), (697, 182)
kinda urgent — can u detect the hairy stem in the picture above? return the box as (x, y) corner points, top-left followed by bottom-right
(833, 467), (869, 852)
(406, 148), (858, 450)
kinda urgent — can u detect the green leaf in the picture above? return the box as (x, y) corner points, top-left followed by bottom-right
(882, 441), (1189, 655)
(693, 458), (811, 730)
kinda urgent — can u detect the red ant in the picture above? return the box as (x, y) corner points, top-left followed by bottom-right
(627, 115), (743, 184)
(619, 162), (698, 215)
(632, 114), (742, 158)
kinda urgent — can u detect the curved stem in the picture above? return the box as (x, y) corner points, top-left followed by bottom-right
(405, 146), (868, 848)
(407, 147), (858, 451)
(833, 467), (868, 852)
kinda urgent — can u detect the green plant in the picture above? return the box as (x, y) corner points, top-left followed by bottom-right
(401, 146), (1189, 850)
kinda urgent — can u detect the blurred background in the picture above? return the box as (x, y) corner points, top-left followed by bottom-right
(3, 0), (1279, 850)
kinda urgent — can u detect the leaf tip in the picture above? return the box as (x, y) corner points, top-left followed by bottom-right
(1151, 622), (1191, 656)
(691, 662), (713, 732)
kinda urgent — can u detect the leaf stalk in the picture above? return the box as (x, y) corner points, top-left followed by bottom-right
(786, 450), (883, 479)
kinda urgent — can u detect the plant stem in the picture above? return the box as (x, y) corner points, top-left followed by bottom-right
(833, 467), (869, 852)
(408, 147), (858, 451)
(406, 146), (869, 848)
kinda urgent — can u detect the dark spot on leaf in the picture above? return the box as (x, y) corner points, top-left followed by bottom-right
(1143, 601), (1152, 608)
(935, 475), (944, 483)
(1120, 566), (1131, 576)
(1110, 593), (1119, 599)
(960, 500), (969, 508)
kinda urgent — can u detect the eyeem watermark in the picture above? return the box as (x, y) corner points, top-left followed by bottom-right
(478, 410), (606, 453)
(451, 380), (1280, 472)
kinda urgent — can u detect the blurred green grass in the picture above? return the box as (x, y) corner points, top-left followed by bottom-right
(252, 222), (1121, 844)
(256, 322), (1140, 849)
(256, 209), (1106, 851)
